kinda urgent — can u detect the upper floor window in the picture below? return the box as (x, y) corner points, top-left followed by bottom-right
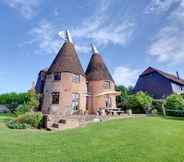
(54, 72), (61, 81)
(171, 83), (184, 93)
(72, 74), (80, 83)
(52, 92), (60, 104)
(104, 81), (111, 89)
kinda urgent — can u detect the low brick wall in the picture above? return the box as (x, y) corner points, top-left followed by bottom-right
(43, 114), (146, 131)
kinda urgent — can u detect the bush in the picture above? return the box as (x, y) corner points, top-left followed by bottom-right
(15, 104), (31, 116)
(128, 92), (153, 113)
(151, 109), (158, 115)
(15, 93), (40, 116)
(164, 94), (184, 116)
(16, 112), (43, 128)
(6, 120), (31, 129)
(152, 100), (164, 113)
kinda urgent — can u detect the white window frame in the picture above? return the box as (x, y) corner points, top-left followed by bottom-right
(72, 74), (80, 83)
(72, 93), (80, 112)
(104, 80), (111, 89)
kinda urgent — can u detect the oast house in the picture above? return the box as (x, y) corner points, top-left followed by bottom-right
(36, 30), (120, 115)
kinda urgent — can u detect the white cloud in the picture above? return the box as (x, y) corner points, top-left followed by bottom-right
(25, 0), (134, 55)
(4, 0), (40, 19)
(26, 21), (90, 55)
(59, 0), (134, 47)
(28, 20), (61, 55)
(145, 0), (180, 14)
(148, 0), (184, 64)
(113, 66), (140, 87)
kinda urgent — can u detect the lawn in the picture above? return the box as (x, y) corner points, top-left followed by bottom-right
(0, 115), (184, 162)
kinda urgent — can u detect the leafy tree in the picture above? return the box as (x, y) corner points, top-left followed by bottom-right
(164, 94), (184, 116)
(0, 92), (31, 112)
(116, 85), (129, 109)
(165, 94), (184, 110)
(15, 93), (40, 116)
(127, 92), (153, 113)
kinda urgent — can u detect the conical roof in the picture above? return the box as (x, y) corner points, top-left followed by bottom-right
(48, 30), (85, 75)
(85, 44), (114, 82)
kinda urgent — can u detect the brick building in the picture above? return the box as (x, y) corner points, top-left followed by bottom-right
(36, 30), (120, 115)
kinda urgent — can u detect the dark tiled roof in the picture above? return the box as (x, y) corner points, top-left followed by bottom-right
(141, 67), (184, 85)
(85, 53), (114, 82)
(35, 68), (48, 93)
(48, 42), (85, 75)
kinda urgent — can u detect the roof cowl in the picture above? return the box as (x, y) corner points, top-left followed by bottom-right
(91, 43), (99, 54)
(65, 29), (73, 43)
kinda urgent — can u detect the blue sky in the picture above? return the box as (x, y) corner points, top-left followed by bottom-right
(0, 0), (184, 93)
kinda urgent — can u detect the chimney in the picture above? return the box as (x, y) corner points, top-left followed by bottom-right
(176, 71), (180, 80)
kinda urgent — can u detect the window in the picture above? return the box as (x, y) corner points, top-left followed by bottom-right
(171, 83), (184, 93)
(72, 93), (80, 112)
(72, 74), (80, 83)
(54, 72), (61, 81)
(104, 81), (111, 89)
(52, 92), (60, 104)
(105, 95), (112, 108)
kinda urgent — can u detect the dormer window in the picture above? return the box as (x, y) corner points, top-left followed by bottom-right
(54, 72), (61, 81)
(72, 74), (80, 83)
(104, 80), (111, 89)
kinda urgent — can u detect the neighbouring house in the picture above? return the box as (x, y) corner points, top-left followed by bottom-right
(133, 67), (184, 99)
(36, 30), (120, 115)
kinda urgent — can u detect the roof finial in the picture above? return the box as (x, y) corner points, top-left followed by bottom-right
(65, 29), (73, 43)
(91, 43), (99, 54)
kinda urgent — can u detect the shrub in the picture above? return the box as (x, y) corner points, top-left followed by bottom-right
(151, 109), (158, 115)
(164, 94), (184, 116)
(15, 104), (31, 116)
(152, 99), (164, 113)
(16, 112), (43, 128)
(6, 120), (31, 129)
(128, 92), (153, 113)
(15, 93), (40, 116)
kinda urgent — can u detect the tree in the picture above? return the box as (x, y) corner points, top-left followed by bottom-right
(15, 93), (40, 116)
(116, 85), (129, 109)
(128, 92), (153, 113)
(164, 94), (184, 116)
(0, 92), (30, 112)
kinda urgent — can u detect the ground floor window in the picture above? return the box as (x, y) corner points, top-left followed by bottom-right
(72, 93), (80, 112)
(105, 95), (112, 108)
(52, 92), (60, 104)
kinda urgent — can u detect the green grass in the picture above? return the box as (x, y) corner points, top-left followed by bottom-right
(0, 115), (184, 162)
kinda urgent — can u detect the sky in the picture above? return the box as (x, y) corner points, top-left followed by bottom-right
(0, 0), (184, 93)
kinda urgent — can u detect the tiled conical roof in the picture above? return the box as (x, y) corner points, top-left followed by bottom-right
(85, 44), (114, 82)
(48, 30), (84, 75)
